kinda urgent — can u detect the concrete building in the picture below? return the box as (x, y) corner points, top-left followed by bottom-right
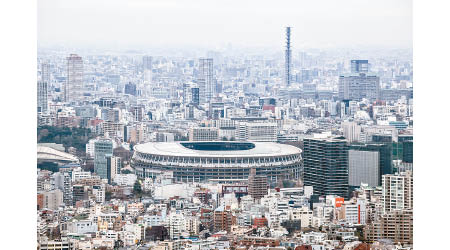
(382, 171), (413, 213)
(213, 206), (233, 232)
(248, 168), (268, 200)
(237, 122), (277, 142)
(342, 122), (360, 143)
(303, 137), (349, 198)
(94, 139), (113, 180)
(198, 58), (214, 104)
(338, 73), (380, 101)
(38, 81), (48, 113)
(65, 54), (83, 102)
(348, 150), (379, 188)
(189, 127), (218, 141)
(364, 209), (413, 245)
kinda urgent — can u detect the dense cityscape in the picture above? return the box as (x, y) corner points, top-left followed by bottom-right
(36, 23), (413, 250)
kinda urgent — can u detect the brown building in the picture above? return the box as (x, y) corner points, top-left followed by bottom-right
(237, 236), (280, 248)
(248, 168), (268, 200)
(213, 206), (233, 232)
(364, 209), (413, 245)
(37, 193), (44, 210)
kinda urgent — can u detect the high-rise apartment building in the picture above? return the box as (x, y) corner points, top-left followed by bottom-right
(106, 156), (122, 184)
(41, 63), (50, 84)
(65, 54), (83, 102)
(94, 139), (113, 180)
(37, 81), (48, 113)
(198, 58), (214, 104)
(364, 209), (413, 245)
(303, 137), (349, 198)
(382, 171), (413, 213)
(143, 56), (152, 84)
(248, 168), (268, 200)
(213, 206), (233, 232)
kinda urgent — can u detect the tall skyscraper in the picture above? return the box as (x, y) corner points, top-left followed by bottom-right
(285, 27), (292, 86)
(41, 63), (50, 84)
(94, 139), (113, 180)
(37, 81), (48, 113)
(143, 56), (152, 84)
(303, 137), (349, 198)
(65, 54), (83, 102)
(198, 58), (214, 104)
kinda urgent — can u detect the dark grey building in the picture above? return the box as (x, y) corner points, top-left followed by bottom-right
(351, 60), (369, 73)
(303, 137), (349, 198)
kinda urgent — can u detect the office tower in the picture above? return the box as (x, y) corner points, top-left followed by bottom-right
(303, 137), (349, 198)
(143, 56), (152, 84)
(191, 88), (200, 105)
(351, 60), (369, 73)
(382, 171), (413, 213)
(338, 60), (380, 101)
(342, 121), (361, 143)
(124, 82), (137, 96)
(37, 81), (48, 113)
(248, 168), (268, 200)
(41, 63), (50, 84)
(348, 150), (379, 188)
(198, 58), (214, 104)
(402, 140), (413, 163)
(285, 27), (292, 86)
(94, 139), (113, 180)
(349, 143), (392, 185)
(65, 54), (83, 102)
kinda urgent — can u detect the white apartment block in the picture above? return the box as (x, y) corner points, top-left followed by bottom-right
(237, 122), (277, 142)
(382, 171), (413, 213)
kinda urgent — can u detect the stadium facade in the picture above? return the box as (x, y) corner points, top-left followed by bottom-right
(131, 141), (302, 183)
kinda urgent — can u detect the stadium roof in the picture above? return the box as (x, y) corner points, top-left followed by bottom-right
(134, 141), (301, 158)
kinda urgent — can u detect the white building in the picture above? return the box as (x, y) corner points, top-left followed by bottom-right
(237, 122), (277, 142)
(342, 121), (360, 143)
(382, 171), (413, 213)
(348, 150), (379, 187)
(113, 174), (137, 186)
(167, 212), (185, 240)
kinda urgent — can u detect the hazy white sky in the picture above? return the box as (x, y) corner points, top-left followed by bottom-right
(38, 0), (412, 50)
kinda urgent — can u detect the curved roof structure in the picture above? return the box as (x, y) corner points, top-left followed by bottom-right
(134, 141), (301, 158)
(37, 146), (79, 163)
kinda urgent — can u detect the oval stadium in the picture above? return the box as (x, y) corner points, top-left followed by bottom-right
(131, 141), (302, 183)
